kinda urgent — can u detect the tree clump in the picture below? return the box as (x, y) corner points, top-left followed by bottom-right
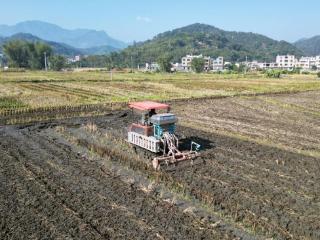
(3, 40), (65, 71)
(191, 58), (205, 73)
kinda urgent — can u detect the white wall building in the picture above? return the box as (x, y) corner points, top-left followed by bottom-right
(296, 56), (320, 70)
(212, 57), (224, 71)
(276, 55), (297, 69)
(245, 55), (320, 71)
(177, 54), (320, 72)
(172, 63), (184, 72)
(203, 56), (211, 71)
(317, 56), (320, 70)
(75, 55), (81, 62)
(181, 55), (194, 71)
(181, 55), (224, 72)
(181, 54), (211, 71)
(67, 55), (82, 64)
(145, 62), (160, 72)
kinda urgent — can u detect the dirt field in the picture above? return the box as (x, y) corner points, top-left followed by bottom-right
(1, 91), (319, 239)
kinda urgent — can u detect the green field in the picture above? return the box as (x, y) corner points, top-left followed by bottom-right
(0, 70), (320, 112)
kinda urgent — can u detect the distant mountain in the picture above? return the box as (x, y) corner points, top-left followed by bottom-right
(0, 20), (127, 49)
(81, 45), (119, 55)
(0, 33), (119, 56)
(294, 36), (320, 56)
(116, 23), (303, 65)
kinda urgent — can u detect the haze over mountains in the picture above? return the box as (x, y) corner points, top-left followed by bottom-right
(0, 33), (119, 56)
(0, 20), (127, 49)
(294, 36), (320, 56)
(0, 33), (80, 55)
(0, 20), (319, 60)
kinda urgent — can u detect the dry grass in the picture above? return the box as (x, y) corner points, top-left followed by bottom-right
(1, 70), (320, 111)
(84, 122), (98, 133)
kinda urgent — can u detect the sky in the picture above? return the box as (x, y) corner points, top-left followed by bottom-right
(0, 0), (319, 43)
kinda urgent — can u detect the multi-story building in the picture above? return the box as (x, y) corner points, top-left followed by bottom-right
(212, 57), (224, 71)
(181, 54), (211, 71)
(203, 56), (212, 71)
(296, 56), (320, 70)
(276, 55), (297, 69)
(317, 56), (320, 70)
(177, 54), (320, 73)
(181, 55), (195, 71)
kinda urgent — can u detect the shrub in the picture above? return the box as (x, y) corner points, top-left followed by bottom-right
(266, 70), (281, 78)
(191, 58), (205, 73)
(317, 72), (320, 78)
(157, 55), (172, 73)
(49, 55), (66, 71)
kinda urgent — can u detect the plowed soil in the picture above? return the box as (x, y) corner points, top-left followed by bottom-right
(1, 91), (320, 240)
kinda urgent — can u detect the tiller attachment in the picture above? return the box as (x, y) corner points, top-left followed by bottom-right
(152, 132), (200, 170)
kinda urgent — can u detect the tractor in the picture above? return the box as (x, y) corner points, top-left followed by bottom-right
(127, 101), (200, 170)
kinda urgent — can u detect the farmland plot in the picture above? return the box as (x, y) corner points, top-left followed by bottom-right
(0, 91), (319, 240)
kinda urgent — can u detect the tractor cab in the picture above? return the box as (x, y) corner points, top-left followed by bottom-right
(128, 101), (176, 139)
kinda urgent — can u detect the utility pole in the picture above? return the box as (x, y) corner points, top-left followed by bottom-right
(245, 56), (248, 74)
(44, 52), (48, 71)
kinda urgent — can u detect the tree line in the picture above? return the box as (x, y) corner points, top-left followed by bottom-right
(2, 40), (66, 71)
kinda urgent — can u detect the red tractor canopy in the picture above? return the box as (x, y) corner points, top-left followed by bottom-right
(129, 101), (169, 111)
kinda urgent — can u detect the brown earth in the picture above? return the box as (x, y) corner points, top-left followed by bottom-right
(1, 91), (320, 239)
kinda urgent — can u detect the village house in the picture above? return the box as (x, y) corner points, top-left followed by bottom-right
(276, 55), (296, 69)
(212, 56), (224, 71)
(145, 62), (160, 72)
(181, 54), (224, 72)
(296, 56), (320, 70)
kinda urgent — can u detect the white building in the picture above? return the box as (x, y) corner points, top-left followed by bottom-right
(260, 62), (280, 70)
(296, 56), (320, 70)
(203, 56), (211, 71)
(317, 56), (320, 70)
(181, 54), (211, 72)
(171, 63), (184, 72)
(212, 57), (224, 71)
(276, 55), (297, 69)
(181, 55), (194, 71)
(75, 55), (81, 62)
(67, 55), (82, 64)
(244, 61), (261, 71)
(145, 62), (160, 72)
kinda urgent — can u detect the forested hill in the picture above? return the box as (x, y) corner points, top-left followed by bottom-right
(294, 36), (320, 56)
(114, 23), (303, 66)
